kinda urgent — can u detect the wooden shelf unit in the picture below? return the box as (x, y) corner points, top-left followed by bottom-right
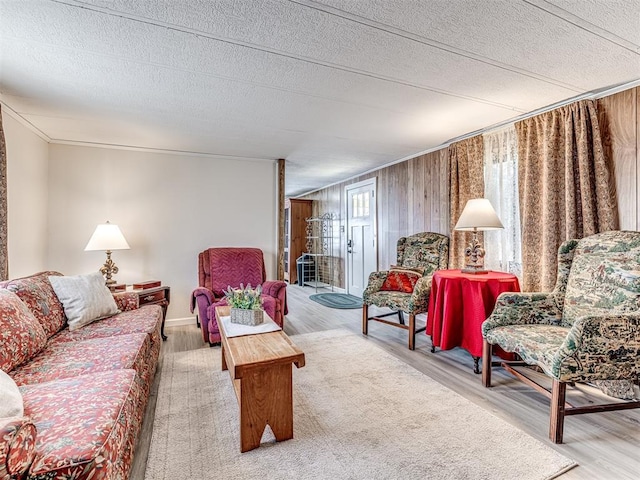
(283, 198), (312, 284)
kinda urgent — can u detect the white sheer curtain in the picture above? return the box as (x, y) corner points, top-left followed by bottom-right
(483, 126), (522, 277)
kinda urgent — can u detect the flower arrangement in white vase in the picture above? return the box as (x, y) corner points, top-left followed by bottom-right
(223, 284), (264, 326)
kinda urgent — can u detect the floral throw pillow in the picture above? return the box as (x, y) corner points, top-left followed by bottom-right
(0, 290), (48, 373)
(380, 267), (423, 294)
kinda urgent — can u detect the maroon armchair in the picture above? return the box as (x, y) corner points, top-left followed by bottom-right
(190, 248), (287, 345)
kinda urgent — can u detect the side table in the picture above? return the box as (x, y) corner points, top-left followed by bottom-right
(426, 270), (519, 373)
(130, 285), (170, 341)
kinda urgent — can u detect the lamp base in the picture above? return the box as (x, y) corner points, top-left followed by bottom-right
(99, 250), (120, 286)
(461, 266), (489, 274)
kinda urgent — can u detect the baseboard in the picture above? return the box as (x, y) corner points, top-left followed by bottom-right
(165, 317), (197, 327)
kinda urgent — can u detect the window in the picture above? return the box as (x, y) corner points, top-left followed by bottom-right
(483, 126), (522, 277)
(351, 191), (370, 218)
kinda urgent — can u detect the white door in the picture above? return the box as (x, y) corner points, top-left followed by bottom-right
(345, 179), (377, 297)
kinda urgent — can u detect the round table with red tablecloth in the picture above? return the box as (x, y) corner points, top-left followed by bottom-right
(426, 269), (520, 373)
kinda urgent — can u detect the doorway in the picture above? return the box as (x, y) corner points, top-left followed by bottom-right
(345, 178), (377, 297)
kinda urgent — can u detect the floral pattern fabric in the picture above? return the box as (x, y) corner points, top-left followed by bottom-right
(112, 292), (139, 312)
(0, 106), (7, 282)
(485, 324), (569, 377)
(365, 276), (434, 314)
(483, 231), (640, 395)
(516, 100), (618, 292)
(0, 416), (37, 479)
(0, 271), (66, 339)
(0, 270), (163, 480)
(10, 333), (149, 387)
(52, 305), (162, 346)
(364, 233), (448, 315)
(0, 290), (48, 373)
(20, 370), (141, 480)
(562, 231), (640, 325)
(380, 269), (421, 293)
(448, 136), (485, 270)
(395, 233), (449, 275)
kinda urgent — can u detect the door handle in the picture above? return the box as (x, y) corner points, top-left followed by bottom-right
(347, 239), (353, 254)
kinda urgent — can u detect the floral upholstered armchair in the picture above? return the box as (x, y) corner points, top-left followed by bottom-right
(482, 231), (640, 443)
(190, 248), (287, 345)
(362, 232), (449, 350)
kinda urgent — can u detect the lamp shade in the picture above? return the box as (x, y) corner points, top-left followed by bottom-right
(84, 222), (130, 251)
(454, 198), (504, 231)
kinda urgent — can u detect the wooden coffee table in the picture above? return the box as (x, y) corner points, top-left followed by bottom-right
(216, 306), (305, 452)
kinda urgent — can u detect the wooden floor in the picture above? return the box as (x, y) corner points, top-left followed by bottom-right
(132, 285), (640, 480)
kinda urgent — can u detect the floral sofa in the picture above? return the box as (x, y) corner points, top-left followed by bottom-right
(0, 271), (163, 480)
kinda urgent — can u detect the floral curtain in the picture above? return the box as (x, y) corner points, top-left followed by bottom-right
(515, 99), (618, 291)
(0, 106), (7, 281)
(448, 135), (484, 269)
(483, 126), (521, 276)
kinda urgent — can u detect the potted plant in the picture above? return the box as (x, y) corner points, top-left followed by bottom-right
(223, 284), (264, 326)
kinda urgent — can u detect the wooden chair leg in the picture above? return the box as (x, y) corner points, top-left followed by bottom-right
(362, 304), (369, 336)
(398, 311), (405, 325)
(482, 339), (492, 387)
(550, 379), (566, 444)
(408, 314), (416, 350)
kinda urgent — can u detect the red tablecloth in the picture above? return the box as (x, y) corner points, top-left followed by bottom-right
(427, 269), (520, 358)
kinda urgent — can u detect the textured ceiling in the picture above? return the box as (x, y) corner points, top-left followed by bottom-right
(1, 0), (639, 196)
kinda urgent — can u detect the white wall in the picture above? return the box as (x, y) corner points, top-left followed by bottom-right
(47, 144), (277, 321)
(2, 111), (49, 278)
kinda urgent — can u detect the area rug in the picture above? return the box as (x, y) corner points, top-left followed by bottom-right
(144, 330), (576, 480)
(308, 293), (363, 309)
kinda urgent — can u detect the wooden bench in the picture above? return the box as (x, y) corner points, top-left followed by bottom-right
(216, 306), (305, 452)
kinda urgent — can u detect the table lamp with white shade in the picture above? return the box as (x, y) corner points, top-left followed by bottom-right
(84, 221), (130, 285)
(454, 198), (504, 274)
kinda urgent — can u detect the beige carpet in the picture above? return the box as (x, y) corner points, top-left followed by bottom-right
(144, 329), (576, 480)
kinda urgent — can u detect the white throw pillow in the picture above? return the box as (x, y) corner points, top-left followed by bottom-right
(49, 272), (119, 330)
(0, 370), (24, 418)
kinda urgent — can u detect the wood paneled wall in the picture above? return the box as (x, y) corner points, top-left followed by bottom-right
(300, 86), (639, 289)
(597, 87), (639, 231)
(301, 149), (449, 288)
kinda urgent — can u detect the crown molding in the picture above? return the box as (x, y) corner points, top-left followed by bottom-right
(296, 78), (640, 197)
(0, 101), (51, 142)
(50, 139), (275, 163)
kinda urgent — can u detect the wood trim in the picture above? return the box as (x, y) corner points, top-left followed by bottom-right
(492, 359), (640, 444)
(565, 401), (640, 416)
(277, 158), (285, 280)
(501, 362), (555, 400)
(369, 316), (410, 330)
(482, 339), (492, 387)
(301, 150), (449, 288)
(550, 379), (566, 444)
(366, 314), (426, 351)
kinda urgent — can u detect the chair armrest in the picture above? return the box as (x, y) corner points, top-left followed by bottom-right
(0, 417), (37, 479)
(363, 271), (389, 298)
(552, 313), (640, 381)
(112, 292), (139, 311)
(261, 280), (286, 298)
(262, 281), (288, 316)
(482, 292), (562, 336)
(408, 275), (434, 313)
(190, 287), (214, 313)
